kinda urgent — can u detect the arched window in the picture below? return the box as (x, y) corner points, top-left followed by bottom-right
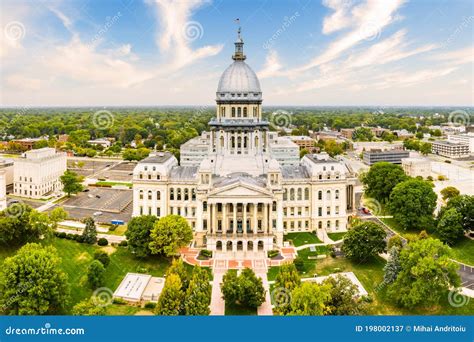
(290, 188), (295, 201)
(283, 189), (288, 201)
(243, 107), (247, 117)
(139, 190), (144, 200)
(170, 188), (174, 200)
(237, 107), (241, 117)
(148, 190), (152, 200)
(156, 191), (161, 200)
(184, 188), (189, 201)
(297, 188), (302, 201)
(232, 107), (235, 117)
(177, 188), (182, 201)
(326, 190), (331, 200)
(192, 188), (196, 200)
(304, 188), (309, 200)
(318, 190), (322, 200)
(335, 189), (340, 200)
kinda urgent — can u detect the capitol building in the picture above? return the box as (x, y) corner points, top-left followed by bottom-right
(132, 30), (356, 253)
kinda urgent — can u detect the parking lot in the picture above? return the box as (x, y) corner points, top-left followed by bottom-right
(67, 158), (136, 182)
(93, 161), (136, 182)
(62, 187), (132, 212)
(67, 159), (117, 178)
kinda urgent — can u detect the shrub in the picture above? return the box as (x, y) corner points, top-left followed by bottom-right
(66, 233), (75, 240)
(108, 225), (117, 232)
(267, 250), (279, 258)
(144, 302), (156, 309)
(200, 249), (212, 258)
(112, 297), (126, 305)
(97, 238), (108, 246)
(118, 240), (128, 247)
(293, 256), (304, 271)
(93, 250), (110, 267)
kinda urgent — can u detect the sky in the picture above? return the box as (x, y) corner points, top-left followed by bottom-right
(0, 0), (473, 107)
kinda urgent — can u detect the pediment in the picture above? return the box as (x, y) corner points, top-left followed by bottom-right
(209, 181), (271, 198)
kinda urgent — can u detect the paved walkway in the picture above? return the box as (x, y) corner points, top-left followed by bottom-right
(56, 227), (125, 243)
(210, 270), (225, 315)
(256, 270), (273, 316)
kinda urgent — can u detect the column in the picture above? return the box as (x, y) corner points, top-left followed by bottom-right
(243, 203), (247, 235)
(222, 203), (227, 233)
(263, 203), (268, 235)
(253, 203), (258, 234)
(277, 200), (283, 232)
(233, 202), (237, 234)
(267, 203), (272, 234)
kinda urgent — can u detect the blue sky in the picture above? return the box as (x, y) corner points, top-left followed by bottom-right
(1, 0), (473, 106)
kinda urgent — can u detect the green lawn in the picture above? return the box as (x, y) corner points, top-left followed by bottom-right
(95, 181), (132, 188)
(106, 304), (153, 315)
(268, 256), (474, 315)
(327, 232), (346, 241)
(284, 232), (322, 246)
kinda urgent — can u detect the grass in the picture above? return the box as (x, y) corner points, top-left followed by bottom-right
(284, 232), (322, 247)
(327, 232), (346, 241)
(106, 304), (153, 316)
(105, 225), (128, 236)
(268, 256), (474, 315)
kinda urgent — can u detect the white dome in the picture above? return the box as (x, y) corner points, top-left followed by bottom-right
(217, 61), (261, 95)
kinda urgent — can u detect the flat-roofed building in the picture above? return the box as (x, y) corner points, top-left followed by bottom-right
(432, 140), (469, 158)
(287, 135), (316, 151)
(447, 133), (474, 154)
(401, 157), (431, 178)
(13, 147), (67, 198)
(363, 149), (410, 165)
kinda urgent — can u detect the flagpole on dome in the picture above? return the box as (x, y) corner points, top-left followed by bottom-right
(232, 18), (246, 61)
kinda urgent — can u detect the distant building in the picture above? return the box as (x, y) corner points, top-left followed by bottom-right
(363, 149), (410, 165)
(13, 148), (67, 198)
(431, 140), (469, 159)
(87, 138), (112, 148)
(287, 135), (316, 151)
(401, 158), (431, 178)
(370, 127), (390, 138)
(0, 159), (14, 186)
(393, 129), (414, 140)
(0, 170), (6, 210)
(314, 131), (341, 141)
(12, 138), (45, 150)
(340, 128), (355, 139)
(447, 133), (474, 154)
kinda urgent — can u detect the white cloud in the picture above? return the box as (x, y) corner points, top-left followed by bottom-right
(258, 50), (283, 79)
(322, 0), (353, 34)
(431, 46), (474, 65)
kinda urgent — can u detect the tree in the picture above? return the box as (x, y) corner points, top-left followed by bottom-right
(49, 207), (68, 227)
(0, 205), (50, 246)
(323, 139), (344, 157)
(388, 238), (460, 309)
(441, 195), (474, 232)
(93, 250), (110, 267)
(361, 162), (407, 203)
(87, 260), (105, 288)
(440, 186), (460, 201)
(156, 274), (184, 315)
(82, 217), (97, 244)
(387, 235), (404, 250)
(72, 299), (106, 315)
(0, 243), (69, 315)
(60, 170), (83, 197)
(166, 258), (189, 290)
(125, 215), (158, 257)
(149, 215), (193, 257)
(274, 264), (301, 315)
(436, 208), (464, 245)
(323, 275), (366, 315)
(353, 127), (374, 142)
(341, 222), (386, 262)
(184, 267), (211, 315)
(419, 142), (431, 155)
(388, 179), (437, 230)
(221, 268), (266, 309)
(289, 282), (331, 315)
(383, 246), (401, 285)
